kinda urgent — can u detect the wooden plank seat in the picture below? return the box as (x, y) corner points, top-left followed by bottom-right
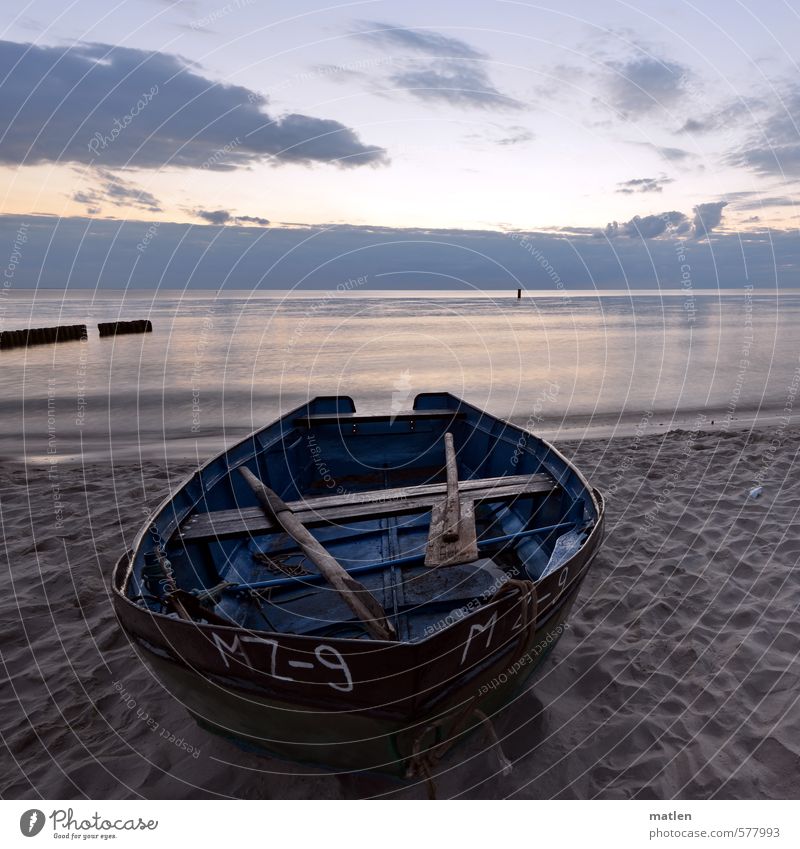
(178, 472), (557, 542)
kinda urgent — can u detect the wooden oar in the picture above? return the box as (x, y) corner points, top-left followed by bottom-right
(442, 432), (460, 542)
(238, 467), (397, 641)
(424, 432), (479, 568)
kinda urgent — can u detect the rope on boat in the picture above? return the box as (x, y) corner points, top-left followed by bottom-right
(193, 581), (237, 602)
(404, 579), (538, 797)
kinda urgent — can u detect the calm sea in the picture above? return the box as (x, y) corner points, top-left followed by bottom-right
(1, 288), (798, 463)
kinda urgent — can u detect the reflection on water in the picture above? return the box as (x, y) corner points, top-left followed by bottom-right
(1, 289), (797, 462)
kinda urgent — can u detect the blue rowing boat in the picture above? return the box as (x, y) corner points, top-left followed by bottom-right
(113, 393), (604, 779)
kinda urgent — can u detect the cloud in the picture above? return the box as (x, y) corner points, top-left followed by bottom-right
(193, 208), (269, 226)
(606, 56), (689, 117)
(631, 142), (695, 162)
(353, 21), (486, 59)
(236, 215), (271, 226)
(495, 126), (535, 145)
(680, 98), (762, 134)
(601, 202), (728, 240)
(4, 214), (798, 291)
(390, 64), (523, 110)
(726, 193), (795, 211)
(692, 201), (727, 237)
(72, 171), (162, 212)
(352, 21), (521, 111)
(0, 39), (387, 169)
(616, 176), (673, 194)
(601, 210), (689, 239)
(654, 145), (694, 161)
(732, 85), (800, 176)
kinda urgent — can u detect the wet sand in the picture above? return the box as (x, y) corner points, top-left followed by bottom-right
(1, 424), (799, 799)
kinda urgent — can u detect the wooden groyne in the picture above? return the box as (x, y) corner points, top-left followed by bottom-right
(0, 324), (88, 350)
(98, 319), (153, 337)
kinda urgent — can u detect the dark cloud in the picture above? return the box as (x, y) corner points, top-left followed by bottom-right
(0, 39), (387, 169)
(193, 209), (269, 227)
(732, 86), (800, 176)
(601, 203), (728, 240)
(390, 64), (523, 110)
(236, 215), (270, 226)
(4, 214), (797, 291)
(616, 176), (673, 194)
(72, 171), (162, 212)
(692, 201), (727, 238)
(354, 21), (486, 59)
(195, 209), (232, 225)
(601, 210), (689, 239)
(606, 56), (689, 117)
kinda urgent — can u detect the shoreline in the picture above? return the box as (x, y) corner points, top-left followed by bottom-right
(2, 404), (793, 467)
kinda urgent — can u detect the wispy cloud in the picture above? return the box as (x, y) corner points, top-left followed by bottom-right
(616, 176), (673, 194)
(390, 65), (523, 110)
(72, 171), (162, 213)
(351, 21), (522, 111)
(353, 20), (486, 59)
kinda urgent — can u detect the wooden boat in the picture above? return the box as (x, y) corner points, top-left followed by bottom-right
(112, 393), (604, 779)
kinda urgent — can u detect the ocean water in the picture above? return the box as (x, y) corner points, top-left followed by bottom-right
(1, 288), (798, 463)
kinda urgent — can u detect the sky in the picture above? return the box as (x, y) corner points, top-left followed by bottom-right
(1, 0), (799, 289)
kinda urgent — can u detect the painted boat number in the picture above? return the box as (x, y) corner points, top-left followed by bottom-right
(211, 633), (353, 692)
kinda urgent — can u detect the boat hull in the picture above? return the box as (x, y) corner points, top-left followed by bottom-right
(111, 393), (605, 777)
(113, 550), (596, 776)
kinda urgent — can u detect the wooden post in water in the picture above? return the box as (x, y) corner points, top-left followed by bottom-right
(517, 288), (522, 299)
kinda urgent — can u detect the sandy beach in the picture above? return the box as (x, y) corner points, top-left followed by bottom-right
(2, 421), (798, 799)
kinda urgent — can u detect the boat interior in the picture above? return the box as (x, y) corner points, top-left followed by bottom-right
(131, 394), (598, 642)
